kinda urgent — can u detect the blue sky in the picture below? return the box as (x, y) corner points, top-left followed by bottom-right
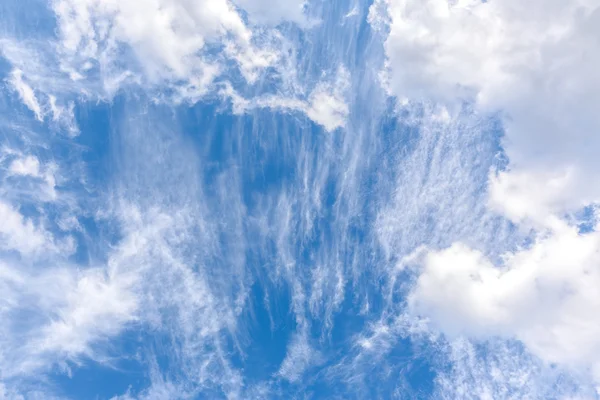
(1, 0), (600, 399)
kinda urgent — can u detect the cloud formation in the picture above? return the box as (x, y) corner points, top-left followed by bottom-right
(374, 0), (600, 218)
(409, 223), (600, 375)
(373, 0), (600, 385)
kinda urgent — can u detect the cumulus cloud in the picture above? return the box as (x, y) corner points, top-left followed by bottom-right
(373, 0), (600, 217)
(408, 218), (600, 378)
(372, 0), (600, 385)
(7, 69), (43, 121)
(3, 0), (302, 102)
(50, 0), (282, 90)
(305, 78), (350, 132)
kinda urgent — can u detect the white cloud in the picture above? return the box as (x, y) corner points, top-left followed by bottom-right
(0, 381), (67, 400)
(50, 0), (281, 90)
(374, 0), (600, 383)
(408, 219), (600, 379)
(305, 81), (350, 132)
(344, 6), (359, 19)
(2, 0), (338, 138)
(374, 0), (600, 218)
(0, 263), (138, 377)
(6, 155), (59, 202)
(93, 110), (254, 398)
(0, 201), (63, 256)
(0, 261), (138, 380)
(32, 267), (138, 359)
(1, 0), (298, 102)
(9, 155), (41, 177)
(278, 332), (320, 382)
(48, 95), (79, 136)
(7, 69), (43, 121)
(375, 105), (511, 263)
(3, 65), (80, 135)
(222, 67), (350, 131)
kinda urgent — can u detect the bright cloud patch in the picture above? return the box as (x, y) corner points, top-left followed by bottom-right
(409, 219), (600, 376)
(51, 0), (280, 91)
(374, 0), (600, 216)
(7, 69), (43, 121)
(373, 0), (600, 387)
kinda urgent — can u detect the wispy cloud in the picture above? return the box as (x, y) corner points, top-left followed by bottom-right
(221, 66), (350, 132)
(3, 0), (598, 397)
(7, 69), (43, 121)
(373, 0), (600, 218)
